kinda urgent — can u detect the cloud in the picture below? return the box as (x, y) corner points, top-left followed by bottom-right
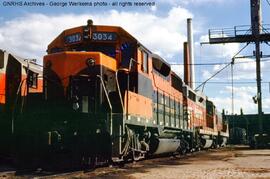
(210, 86), (258, 114)
(199, 57), (267, 83)
(0, 13), (88, 60)
(182, 0), (227, 5)
(202, 69), (212, 79)
(157, 0), (228, 6)
(199, 35), (240, 59)
(264, 98), (270, 109)
(196, 36), (268, 82)
(233, 58), (257, 80)
(171, 62), (183, 77)
(0, 7), (193, 63)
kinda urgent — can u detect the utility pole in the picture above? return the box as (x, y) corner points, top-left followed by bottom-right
(206, 0), (270, 136)
(251, 0), (263, 135)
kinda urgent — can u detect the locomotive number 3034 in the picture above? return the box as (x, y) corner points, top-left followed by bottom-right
(92, 32), (117, 41)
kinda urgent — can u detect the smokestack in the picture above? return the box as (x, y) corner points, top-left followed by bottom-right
(250, 0), (262, 34)
(183, 42), (191, 87)
(187, 18), (195, 89)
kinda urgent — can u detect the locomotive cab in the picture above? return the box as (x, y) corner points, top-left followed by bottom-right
(45, 20), (139, 114)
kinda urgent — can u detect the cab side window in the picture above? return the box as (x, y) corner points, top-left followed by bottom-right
(141, 51), (148, 73)
(27, 70), (38, 89)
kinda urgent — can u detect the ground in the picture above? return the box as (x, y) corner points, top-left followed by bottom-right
(1, 146), (270, 179)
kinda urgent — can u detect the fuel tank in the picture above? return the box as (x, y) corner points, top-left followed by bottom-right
(152, 138), (181, 155)
(201, 135), (213, 148)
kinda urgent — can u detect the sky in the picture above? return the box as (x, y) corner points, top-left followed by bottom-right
(0, 0), (270, 114)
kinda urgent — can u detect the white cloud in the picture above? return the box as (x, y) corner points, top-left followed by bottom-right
(233, 58), (257, 80)
(182, 0), (227, 5)
(202, 69), (212, 79)
(224, 86), (257, 96)
(157, 0), (228, 6)
(264, 98), (270, 109)
(211, 85), (270, 114)
(210, 86), (258, 114)
(194, 35), (241, 82)
(0, 7), (193, 63)
(150, 5), (157, 12)
(200, 57), (266, 82)
(199, 35), (240, 59)
(171, 62), (183, 77)
(0, 13), (89, 60)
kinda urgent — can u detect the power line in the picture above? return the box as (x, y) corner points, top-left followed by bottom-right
(170, 58), (270, 66)
(195, 43), (250, 91)
(192, 81), (270, 84)
(266, 0), (270, 6)
(196, 62), (231, 89)
(170, 62), (228, 66)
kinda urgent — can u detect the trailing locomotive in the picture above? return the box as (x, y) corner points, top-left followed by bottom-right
(0, 49), (42, 159)
(0, 20), (228, 169)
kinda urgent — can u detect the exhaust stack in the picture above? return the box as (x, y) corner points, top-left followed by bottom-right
(186, 18), (195, 89)
(183, 42), (191, 87)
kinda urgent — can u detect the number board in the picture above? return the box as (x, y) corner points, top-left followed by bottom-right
(92, 32), (117, 41)
(64, 33), (82, 44)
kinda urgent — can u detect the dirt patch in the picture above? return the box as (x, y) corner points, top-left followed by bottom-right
(1, 146), (270, 179)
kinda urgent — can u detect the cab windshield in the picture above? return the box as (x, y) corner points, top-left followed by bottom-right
(74, 43), (116, 58)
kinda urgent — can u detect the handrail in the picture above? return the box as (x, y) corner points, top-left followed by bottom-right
(96, 75), (112, 110)
(115, 70), (125, 113)
(209, 24), (270, 39)
(97, 75), (113, 135)
(11, 78), (26, 133)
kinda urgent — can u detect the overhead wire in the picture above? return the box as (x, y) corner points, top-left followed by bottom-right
(266, 0), (270, 6)
(195, 42), (250, 91)
(170, 58), (270, 66)
(192, 81), (270, 84)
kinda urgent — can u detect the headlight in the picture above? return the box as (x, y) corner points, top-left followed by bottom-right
(86, 58), (95, 67)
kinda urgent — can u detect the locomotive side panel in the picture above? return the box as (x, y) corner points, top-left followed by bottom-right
(0, 50), (6, 106)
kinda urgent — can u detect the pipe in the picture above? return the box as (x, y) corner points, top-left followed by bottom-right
(187, 18), (195, 89)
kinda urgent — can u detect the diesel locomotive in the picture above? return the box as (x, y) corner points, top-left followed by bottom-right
(0, 20), (228, 169)
(0, 49), (42, 160)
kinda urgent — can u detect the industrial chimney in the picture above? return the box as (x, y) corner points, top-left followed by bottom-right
(186, 18), (195, 89)
(183, 42), (191, 87)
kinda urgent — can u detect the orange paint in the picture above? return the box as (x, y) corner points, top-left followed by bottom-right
(48, 26), (83, 52)
(28, 79), (43, 93)
(126, 91), (152, 119)
(19, 74), (43, 96)
(44, 51), (117, 89)
(21, 75), (27, 96)
(0, 73), (5, 104)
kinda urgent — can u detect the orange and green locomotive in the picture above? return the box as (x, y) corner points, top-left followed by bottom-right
(0, 20), (228, 169)
(0, 49), (43, 161)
